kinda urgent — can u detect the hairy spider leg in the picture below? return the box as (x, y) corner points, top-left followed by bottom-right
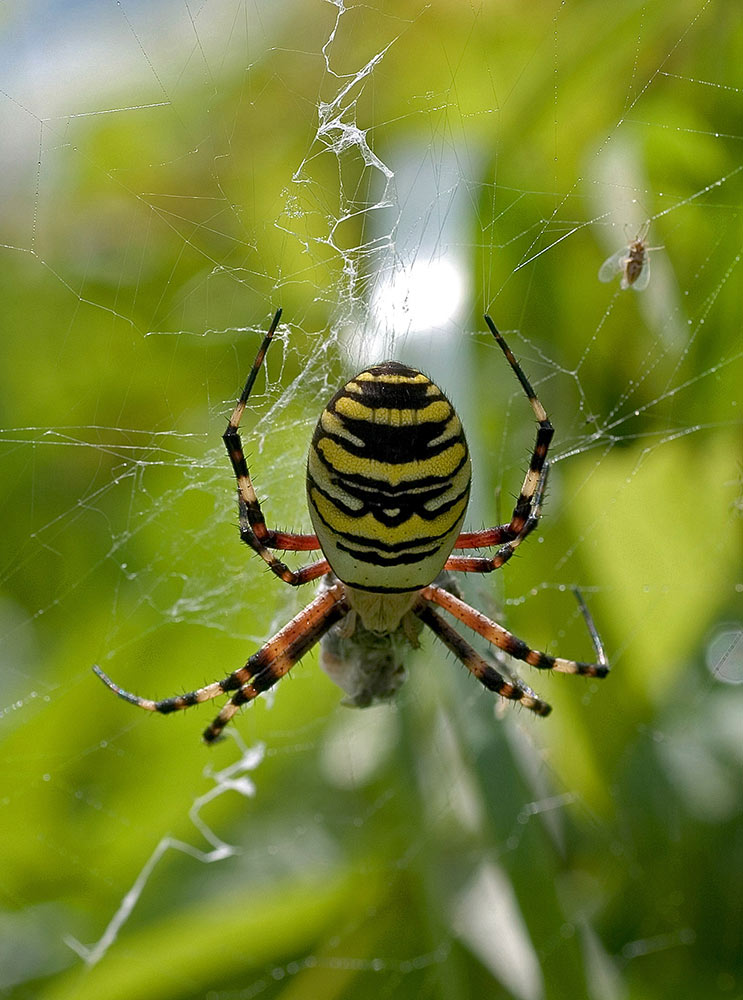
(414, 602), (552, 715)
(221, 308), (329, 585)
(94, 583), (349, 742)
(449, 316), (554, 572)
(447, 461), (549, 573)
(571, 586), (609, 671)
(420, 584), (609, 678)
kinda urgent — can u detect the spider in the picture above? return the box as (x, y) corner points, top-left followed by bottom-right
(95, 310), (609, 742)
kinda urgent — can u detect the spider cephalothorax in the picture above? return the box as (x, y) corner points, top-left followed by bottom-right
(95, 310), (608, 742)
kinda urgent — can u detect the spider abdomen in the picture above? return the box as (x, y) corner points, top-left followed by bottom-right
(307, 361), (471, 595)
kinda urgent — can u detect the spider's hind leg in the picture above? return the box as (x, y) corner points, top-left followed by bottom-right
(484, 315), (554, 534)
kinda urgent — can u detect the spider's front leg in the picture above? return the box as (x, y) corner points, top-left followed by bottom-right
(414, 581), (608, 717)
(420, 583), (609, 678)
(413, 599), (552, 716)
(94, 582), (350, 743)
(202, 582), (349, 742)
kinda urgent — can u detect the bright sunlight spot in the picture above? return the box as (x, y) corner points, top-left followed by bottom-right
(370, 256), (466, 336)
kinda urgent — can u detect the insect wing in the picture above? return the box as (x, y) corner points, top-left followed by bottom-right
(629, 255), (650, 291)
(598, 246), (627, 283)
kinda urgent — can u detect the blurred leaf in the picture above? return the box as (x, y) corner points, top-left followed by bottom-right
(41, 871), (360, 1000)
(566, 432), (741, 702)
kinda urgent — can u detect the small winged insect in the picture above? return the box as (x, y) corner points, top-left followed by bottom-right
(598, 226), (661, 291)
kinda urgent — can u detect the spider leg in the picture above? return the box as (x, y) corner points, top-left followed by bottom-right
(223, 308), (327, 586)
(237, 498), (329, 584)
(420, 584), (609, 678)
(485, 315), (553, 524)
(93, 582), (350, 742)
(571, 586), (609, 672)
(413, 601), (552, 716)
(448, 316), (553, 570)
(202, 582), (349, 742)
(446, 461), (548, 573)
(93, 665), (232, 713)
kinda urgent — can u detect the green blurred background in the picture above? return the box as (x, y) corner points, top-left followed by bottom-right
(1, 1), (741, 998)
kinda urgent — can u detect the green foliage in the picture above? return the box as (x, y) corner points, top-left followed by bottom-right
(1, 2), (741, 999)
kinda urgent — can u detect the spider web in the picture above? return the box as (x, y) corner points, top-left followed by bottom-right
(1, 2), (742, 998)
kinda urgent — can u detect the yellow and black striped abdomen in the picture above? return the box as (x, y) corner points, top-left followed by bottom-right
(307, 362), (471, 593)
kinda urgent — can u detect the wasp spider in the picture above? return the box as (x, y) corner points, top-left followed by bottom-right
(95, 311), (608, 742)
